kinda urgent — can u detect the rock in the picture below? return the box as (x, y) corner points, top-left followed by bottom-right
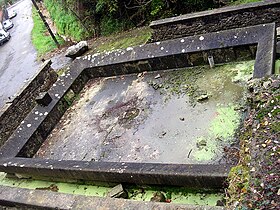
(263, 81), (271, 89)
(155, 74), (161, 79)
(216, 199), (225, 206)
(36, 184), (59, 192)
(150, 81), (163, 90)
(36, 92), (52, 106)
(271, 80), (280, 89)
(276, 42), (280, 57)
(65, 41), (89, 59)
(150, 192), (166, 202)
(196, 139), (207, 149)
(159, 131), (167, 138)
(107, 184), (128, 199)
(196, 94), (209, 102)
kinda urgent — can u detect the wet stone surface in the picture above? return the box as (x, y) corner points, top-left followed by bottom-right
(35, 61), (253, 164)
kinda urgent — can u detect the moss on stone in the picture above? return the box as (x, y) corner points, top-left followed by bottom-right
(209, 106), (240, 140)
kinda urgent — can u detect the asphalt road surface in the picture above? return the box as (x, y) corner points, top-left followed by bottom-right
(0, 0), (39, 110)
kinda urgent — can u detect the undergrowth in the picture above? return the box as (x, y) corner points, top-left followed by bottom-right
(44, 0), (89, 41)
(31, 7), (63, 56)
(229, 0), (261, 6)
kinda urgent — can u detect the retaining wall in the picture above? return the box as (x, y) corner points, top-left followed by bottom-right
(150, 1), (280, 42)
(0, 61), (57, 147)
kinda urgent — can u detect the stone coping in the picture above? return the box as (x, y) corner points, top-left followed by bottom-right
(0, 186), (224, 210)
(0, 158), (230, 188)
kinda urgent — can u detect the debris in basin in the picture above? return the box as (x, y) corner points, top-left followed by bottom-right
(155, 74), (161, 79)
(179, 117), (185, 121)
(107, 184), (128, 199)
(149, 81), (163, 90)
(196, 138), (207, 149)
(150, 192), (166, 202)
(137, 71), (147, 78)
(196, 94), (209, 102)
(263, 81), (271, 89)
(159, 131), (167, 138)
(121, 108), (140, 122)
(36, 184), (59, 192)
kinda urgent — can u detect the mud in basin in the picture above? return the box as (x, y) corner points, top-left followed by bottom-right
(35, 61), (254, 164)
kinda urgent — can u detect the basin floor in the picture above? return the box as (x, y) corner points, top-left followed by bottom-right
(35, 62), (253, 164)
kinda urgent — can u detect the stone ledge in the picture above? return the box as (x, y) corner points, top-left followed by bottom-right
(0, 158), (231, 189)
(0, 186), (225, 210)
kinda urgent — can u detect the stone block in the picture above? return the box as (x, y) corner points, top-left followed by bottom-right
(65, 41), (89, 59)
(35, 92), (52, 106)
(107, 184), (128, 199)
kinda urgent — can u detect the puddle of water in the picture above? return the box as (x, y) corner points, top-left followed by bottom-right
(35, 61), (254, 164)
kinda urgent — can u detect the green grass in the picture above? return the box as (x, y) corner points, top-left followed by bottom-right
(44, 0), (89, 41)
(229, 0), (261, 6)
(31, 7), (63, 56)
(96, 27), (152, 52)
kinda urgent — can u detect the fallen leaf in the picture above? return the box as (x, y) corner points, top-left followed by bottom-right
(264, 121), (269, 126)
(241, 188), (247, 193)
(265, 139), (271, 144)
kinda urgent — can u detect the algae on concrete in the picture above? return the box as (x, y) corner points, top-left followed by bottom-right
(0, 172), (109, 197)
(209, 106), (240, 140)
(0, 172), (224, 206)
(153, 61), (254, 162)
(128, 188), (224, 206)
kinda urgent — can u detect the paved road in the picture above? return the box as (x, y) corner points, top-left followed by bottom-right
(0, 0), (39, 110)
